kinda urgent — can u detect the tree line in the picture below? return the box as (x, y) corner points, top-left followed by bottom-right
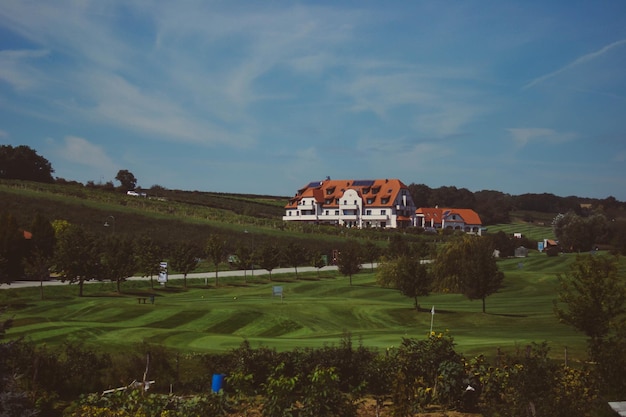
(4, 144), (626, 227)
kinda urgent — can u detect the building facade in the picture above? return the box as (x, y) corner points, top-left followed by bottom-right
(284, 178), (416, 229)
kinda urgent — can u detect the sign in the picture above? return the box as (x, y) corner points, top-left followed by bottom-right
(537, 241), (544, 252)
(158, 262), (168, 283)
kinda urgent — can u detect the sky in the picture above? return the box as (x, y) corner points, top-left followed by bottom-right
(1, 1), (626, 201)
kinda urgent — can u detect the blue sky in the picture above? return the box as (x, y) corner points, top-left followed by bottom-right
(1, 1), (625, 200)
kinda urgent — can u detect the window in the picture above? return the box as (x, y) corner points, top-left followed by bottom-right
(367, 198), (374, 204)
(325, 210), (329, 215)
(353, 200), (357, 205)
(381, 198), (389, 204)
(366, 209), (372, 215)
(381, 210), (386, 215)
(335, 210), (339, 215)
(343, 200), (347, 205)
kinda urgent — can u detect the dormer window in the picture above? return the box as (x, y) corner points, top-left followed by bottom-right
(372, 187), (380, 194)
(381, 197), (390, 204)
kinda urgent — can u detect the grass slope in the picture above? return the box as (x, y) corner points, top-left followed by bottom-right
(2, 252), (599, 363)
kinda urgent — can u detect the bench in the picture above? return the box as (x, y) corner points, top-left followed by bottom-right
(137, 297), (147, 304)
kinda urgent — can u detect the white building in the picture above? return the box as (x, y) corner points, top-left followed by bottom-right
(283, 178), (416, 229)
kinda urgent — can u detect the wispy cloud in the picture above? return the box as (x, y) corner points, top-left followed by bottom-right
(0, 49), (49, 90)
(54, 136), (117, 171)
(507, 128), (577, 147)
(524, 39), (626, 90)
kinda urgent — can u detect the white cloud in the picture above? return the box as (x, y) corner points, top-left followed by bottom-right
(55, 136), (117, 171)
(524, 38), (626, 90)
(507, 128), (577, 147)
(0, 49), (49, 91)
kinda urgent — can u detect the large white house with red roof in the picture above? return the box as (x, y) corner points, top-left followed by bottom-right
(415, 207), (483, 234)
(283, 178), (416, 228)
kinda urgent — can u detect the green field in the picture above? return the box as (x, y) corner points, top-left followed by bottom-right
(2, 252), (603, 362)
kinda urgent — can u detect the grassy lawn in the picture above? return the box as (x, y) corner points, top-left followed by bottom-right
(1, 252), (601, 363)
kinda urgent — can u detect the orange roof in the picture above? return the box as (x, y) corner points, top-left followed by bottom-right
(416, 207), (482, 225)
(285, 178), (409, 209)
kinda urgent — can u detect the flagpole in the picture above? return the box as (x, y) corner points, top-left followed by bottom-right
(430, 306), (435, 335)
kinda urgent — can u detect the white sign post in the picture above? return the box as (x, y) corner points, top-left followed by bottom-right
(158, 262), (168, 286)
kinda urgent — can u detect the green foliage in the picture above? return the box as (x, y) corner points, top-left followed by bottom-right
(115, 170), (138, 191)
(301, 366), (357, 417)
(554, 254), (626, 342)
(262, 363), (299, 417)
(205, 235), (226, 287)
(553, 211), (609, 252)
(336, 240), (361, 286)
(0, 144), (54, 183)
(377, 255), (433, 310)
(168, 242), (200, 288)
(433, 235), (504, 312)
(53, 224), (100, 296)
(478, 342), (600, 417)
(69, 389), (230, 417)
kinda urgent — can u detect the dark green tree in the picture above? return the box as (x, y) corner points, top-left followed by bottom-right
(169, 242), (200, 289)
(135, 236), (162, 289)
(115, 169), (138, 191)
(101, 235), (136, 293)
(554, 255), (626, 344)
(0, 212), (25, 284)
(311, 251), (326, 278)
(283, 243), (307, 280)
(362, 240), (380, 272)
(432, 235), (503, 312)
(336, 240), (361, 286)
(53, 225), (100, 297)
(0, 144), (54, 183)
(235, 245), (253, 281)
(553, 211), (608, 252)
(258, 243), (281, 280)
(205, 235), (225, 287)
(24, 213), (56, 299)
(377, 255), (433, 310)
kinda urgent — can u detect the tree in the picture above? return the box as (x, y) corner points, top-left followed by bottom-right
(235, 245), (253, 281)
(362, 241), (380, 272)
(53, 225), (100, 297)
(115, 169), (137, 191)
(169, 242), (200, 289)
(101, 235), (136, 293)
(311, 251), (326, 278)
(206, 235), (225, 287)
(554, 254), (626, 344)
(0, 212), (26, 284)
(283, 243), (307, 280)
(377, 255), (433, 310)
(553, 211), (608, 252)
(432, 235), (503, 313)
(258, 243), (281, 280)
(336, 240), (361, 286)
(135, 236), (162, 289)
(24, 213), (56, 299)
(0, 144), (54, 183)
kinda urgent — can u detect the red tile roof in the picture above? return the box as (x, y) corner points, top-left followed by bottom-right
(286, 178), (409, 209)
(416, 207), (482, 225)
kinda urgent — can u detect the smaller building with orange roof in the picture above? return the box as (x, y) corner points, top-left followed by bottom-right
(415, 207), (482, 234)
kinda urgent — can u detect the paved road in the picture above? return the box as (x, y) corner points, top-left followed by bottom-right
(0, 263), (379, 289)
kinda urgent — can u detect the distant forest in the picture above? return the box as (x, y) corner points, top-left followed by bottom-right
(405, 183), (626, 225)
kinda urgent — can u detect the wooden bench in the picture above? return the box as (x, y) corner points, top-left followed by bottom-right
(137, 297), (147, 304)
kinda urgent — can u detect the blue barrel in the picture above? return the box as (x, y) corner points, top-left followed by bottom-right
(211, 374), (224, 392)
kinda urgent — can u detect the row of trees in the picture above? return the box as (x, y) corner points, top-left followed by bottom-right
(2, 209), (511, 314)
